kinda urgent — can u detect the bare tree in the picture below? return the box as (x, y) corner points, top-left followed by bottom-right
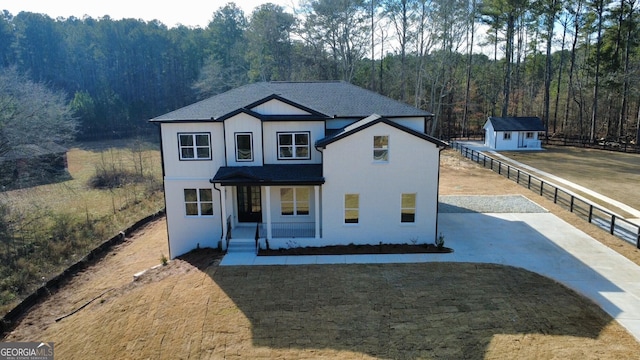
(0, 67), (77, 157)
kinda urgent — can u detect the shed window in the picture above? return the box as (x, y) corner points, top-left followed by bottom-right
(526, 132), (534, 139)
(503, 132), (512, 140)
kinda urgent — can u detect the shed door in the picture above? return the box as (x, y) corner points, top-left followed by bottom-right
(518, 132), (525, 148)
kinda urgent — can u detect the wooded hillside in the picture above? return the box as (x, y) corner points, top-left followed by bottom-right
(1, 0), (639, 142)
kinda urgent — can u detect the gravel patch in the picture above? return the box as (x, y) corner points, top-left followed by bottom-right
(439, 195), (548, 213)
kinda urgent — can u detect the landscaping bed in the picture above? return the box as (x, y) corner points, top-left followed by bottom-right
(258, 243), (453, 256)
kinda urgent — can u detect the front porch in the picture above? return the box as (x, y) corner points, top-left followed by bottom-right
(230, 222), (317, 240)
(212, 164), (325, 251)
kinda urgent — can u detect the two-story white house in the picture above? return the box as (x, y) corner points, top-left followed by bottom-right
(151, 81), (448, 258)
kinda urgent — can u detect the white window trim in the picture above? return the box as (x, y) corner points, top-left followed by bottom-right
(373, 135), (389, 162)
(277, 132), (311, 160)
(235, 132), (254, 162)
(178, 133), (211, 160)
(184, 188), (214, 217)
(280, 187), (310, 216)
(344, 193), (360, 225)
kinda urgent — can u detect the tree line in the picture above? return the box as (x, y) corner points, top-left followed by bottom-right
(1, 0), (640, 143)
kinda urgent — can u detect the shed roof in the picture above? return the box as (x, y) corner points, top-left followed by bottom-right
(151, 81), (433, 122)
(485, 117), (546, 132)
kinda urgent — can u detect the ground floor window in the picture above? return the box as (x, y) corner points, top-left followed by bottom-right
(401, 193), (416, 223)
(184, 188), (213, 216)
(280, 188), (310, 216)
(526, 132), (534, 139)
(503, 132), (512, 140)
(344, 194), (359, 224)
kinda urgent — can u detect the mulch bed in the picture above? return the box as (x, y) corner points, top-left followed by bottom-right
(258, 243), (454, 256)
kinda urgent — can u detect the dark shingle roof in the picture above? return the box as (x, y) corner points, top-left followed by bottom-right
(486, 117), (546, 132)
(151, 81), (432, 122)
(316, 114), (447, 149)
(211, 164), (324, 185)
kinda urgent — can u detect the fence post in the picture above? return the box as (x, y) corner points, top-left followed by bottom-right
(507, 166), (510, 179)
(610, 215), (616, 235)
(570, 196), (574, 212)
(637, 228), (640, 249)
(540, 181), (544, 196)
(490, 158), (493, 170)
(554, 188), (558, 203)
(517, 169), (520, 184)
(588, 205), (593, 223)
(528, 175), (531, 189)
(498, 162), (502, 175)
(483, 155), (486, 167)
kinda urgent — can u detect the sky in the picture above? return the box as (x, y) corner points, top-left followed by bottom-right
(1, 0), (296, 28)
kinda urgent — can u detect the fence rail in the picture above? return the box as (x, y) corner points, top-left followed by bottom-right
(451, 142), (640, 248)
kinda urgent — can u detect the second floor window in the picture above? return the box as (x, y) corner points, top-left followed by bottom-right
(235, 133), (253, 161)
(278, 132), (310, 159)
(179, 133), (211, 160)
(373, 135), (389, 161)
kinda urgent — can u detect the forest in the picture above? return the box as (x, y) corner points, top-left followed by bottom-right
(1, 0), (640, 143)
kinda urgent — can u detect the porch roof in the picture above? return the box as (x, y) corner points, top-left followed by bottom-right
(211, 164), (324, 186)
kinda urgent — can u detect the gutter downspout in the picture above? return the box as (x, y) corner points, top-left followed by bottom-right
(434, 145), (446, 242)
(211, 181), (226, 251)
(153, 122), (172, 259)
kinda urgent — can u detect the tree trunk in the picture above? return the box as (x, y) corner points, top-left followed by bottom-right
(590, 0), (604, 143)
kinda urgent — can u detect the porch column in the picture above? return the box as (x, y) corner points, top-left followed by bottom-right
(314, 185), (320, 239)
(265, 186), (272, 239)
(220, 186), (228, 249)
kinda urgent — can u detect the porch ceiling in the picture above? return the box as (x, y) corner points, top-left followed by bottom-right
(211, 164), (324, 186)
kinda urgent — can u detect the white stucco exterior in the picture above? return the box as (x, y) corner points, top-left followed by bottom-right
(321, 122), (441, 246)
(153, 83), (445, 258)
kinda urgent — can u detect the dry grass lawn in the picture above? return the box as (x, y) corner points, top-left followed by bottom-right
(498, 145), (640, 218)
(4, 149), (640, 359)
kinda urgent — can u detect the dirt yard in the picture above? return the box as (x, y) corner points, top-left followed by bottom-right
(3, 149), (640, 359)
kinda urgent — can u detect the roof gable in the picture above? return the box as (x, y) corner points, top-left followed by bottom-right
(246, 94), (326, 117)
(485, 117), (546, 132)
(316, 114), (447, 149)
(150, 81), (433, 122)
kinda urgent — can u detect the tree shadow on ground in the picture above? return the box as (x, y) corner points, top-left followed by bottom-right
(180, 251), (621, 359)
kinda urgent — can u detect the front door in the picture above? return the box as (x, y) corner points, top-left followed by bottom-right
(237, 186), (262, 223)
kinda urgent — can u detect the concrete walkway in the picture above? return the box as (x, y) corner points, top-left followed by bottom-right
(221, 211), (640, 342)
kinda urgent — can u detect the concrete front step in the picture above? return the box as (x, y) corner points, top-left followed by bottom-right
(227, 239), (257, 253)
